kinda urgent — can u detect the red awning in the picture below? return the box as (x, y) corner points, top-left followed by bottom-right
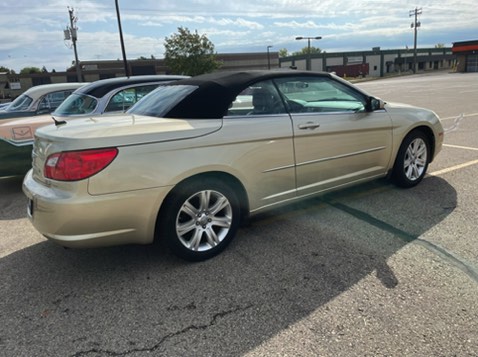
(452, 43), (478, 53)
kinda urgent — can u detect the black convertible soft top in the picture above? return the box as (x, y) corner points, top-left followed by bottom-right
(163, 70), (332, 119)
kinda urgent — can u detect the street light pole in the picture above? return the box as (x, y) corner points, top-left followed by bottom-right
(267, 45), (273, 69)
(295, 36), (322, 71)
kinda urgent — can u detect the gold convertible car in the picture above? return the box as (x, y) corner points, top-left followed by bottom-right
(23, 70), (444, 261)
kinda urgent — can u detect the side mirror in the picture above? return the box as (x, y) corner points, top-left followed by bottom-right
(368, 97), (385, 111)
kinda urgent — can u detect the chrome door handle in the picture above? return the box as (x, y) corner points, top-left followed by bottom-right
(298, 122), (320, 130)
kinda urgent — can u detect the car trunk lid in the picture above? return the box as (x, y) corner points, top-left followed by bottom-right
(31, 114), (222, 183)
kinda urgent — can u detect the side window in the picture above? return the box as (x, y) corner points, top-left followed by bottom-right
(274, 77), (366, 113)
(104, 85), (159, 113)
(38, 90), (73, 112)
(227, 80), (286, 116)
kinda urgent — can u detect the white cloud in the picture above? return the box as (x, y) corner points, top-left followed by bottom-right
(274, 20), (321, 29)
(0, 0), (477, 71)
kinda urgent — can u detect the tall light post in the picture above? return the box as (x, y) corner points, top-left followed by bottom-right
(295, 36), (322, 70)
(267, 45), (273, 69)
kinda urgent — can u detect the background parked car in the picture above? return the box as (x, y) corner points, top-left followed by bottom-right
(0, 75), (188, 177)
(23, 70), (444, 261)
(0, 102), (11, 110)
(0, 82), (86, 120)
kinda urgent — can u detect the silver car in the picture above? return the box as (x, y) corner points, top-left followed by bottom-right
(23, 70), (444, 261)
(0, 75), (187, 177)
(51, 75), (188, 118)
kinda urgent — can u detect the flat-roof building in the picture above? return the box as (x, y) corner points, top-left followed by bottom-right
(452, 40), (478, 72)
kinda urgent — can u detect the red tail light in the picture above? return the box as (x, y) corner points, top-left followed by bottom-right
(44, 148), (118, 181)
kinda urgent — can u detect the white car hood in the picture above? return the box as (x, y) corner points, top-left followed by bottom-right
(35, 114), (223, 149)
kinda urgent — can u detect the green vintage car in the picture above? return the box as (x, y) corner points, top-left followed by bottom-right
(0, 83), (86, 177)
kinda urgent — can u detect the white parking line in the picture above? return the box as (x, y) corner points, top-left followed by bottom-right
(441, 112), (478, 121)
(443, 144), (478, 151)
(429, 143), (478, 176)
(429, 159), (478, 176)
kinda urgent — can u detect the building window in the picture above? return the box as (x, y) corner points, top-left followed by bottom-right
(32, 77), (52, 86)
(99, 73), (115, 80)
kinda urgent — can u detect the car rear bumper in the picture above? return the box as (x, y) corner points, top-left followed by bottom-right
(22, 170), (171, 248)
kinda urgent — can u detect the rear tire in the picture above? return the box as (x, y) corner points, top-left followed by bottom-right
(392, 130), (430, 188)
(158, 178), (240, 261)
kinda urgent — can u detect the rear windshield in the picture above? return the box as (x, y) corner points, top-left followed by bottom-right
(53, 93), (98, 116)
(127, 85), (197, 118)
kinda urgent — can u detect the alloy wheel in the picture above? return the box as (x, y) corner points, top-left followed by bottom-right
(404, 138), (428, 181)
(175, 190), (233, 252)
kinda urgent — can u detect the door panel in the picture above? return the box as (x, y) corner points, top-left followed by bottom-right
(273, 75), (393, 196)
(225, 80), (296, 210)
(291, 111), (392, 195)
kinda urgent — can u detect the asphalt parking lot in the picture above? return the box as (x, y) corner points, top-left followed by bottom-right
(1, 71), (477, 356)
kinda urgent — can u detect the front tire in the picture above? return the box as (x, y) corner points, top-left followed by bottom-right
(158, 178), (240, 261)
(392, 130), (430, 188)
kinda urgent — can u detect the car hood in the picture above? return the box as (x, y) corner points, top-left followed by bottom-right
(385, 101), (434, 113)
(384, 101), (441, 122)
(35, 114), (223, 150)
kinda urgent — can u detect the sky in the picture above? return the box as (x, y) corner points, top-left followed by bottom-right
(0, 0), (477, 73)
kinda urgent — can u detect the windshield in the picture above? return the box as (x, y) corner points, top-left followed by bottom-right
(128, 85), (197, 118)
(6, 94), (33, 112)
(53, 93), (98, 116)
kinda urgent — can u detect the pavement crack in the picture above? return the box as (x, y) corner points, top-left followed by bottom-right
(326, 199), (478, 284)
(70, 304), (253, 357)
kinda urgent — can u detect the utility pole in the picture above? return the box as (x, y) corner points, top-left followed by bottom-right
(409, 7), (422, 74)
(65, 7), (82, 82)
(115, 0), (130, 77)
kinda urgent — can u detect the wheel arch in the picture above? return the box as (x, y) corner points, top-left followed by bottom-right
(395, 125), (436, 165)
(154, 171), (250, 242)
(390, 125), (433, 188)
(410, 125), (436, 162)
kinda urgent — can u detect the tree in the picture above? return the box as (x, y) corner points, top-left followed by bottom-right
(0, 66), (11, 73)
(278, 48), (289, 57)
(164, 27), (221, 76)
(137, 55), (156, 60)
(435, 43), (445, 48)
(292, 46), (322, 56)
(20, 67), (41, 74)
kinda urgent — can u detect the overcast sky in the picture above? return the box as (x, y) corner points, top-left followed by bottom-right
(0, 0), (476, 72)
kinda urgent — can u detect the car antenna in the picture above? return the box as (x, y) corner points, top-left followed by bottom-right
(51, 115), (67, 126)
